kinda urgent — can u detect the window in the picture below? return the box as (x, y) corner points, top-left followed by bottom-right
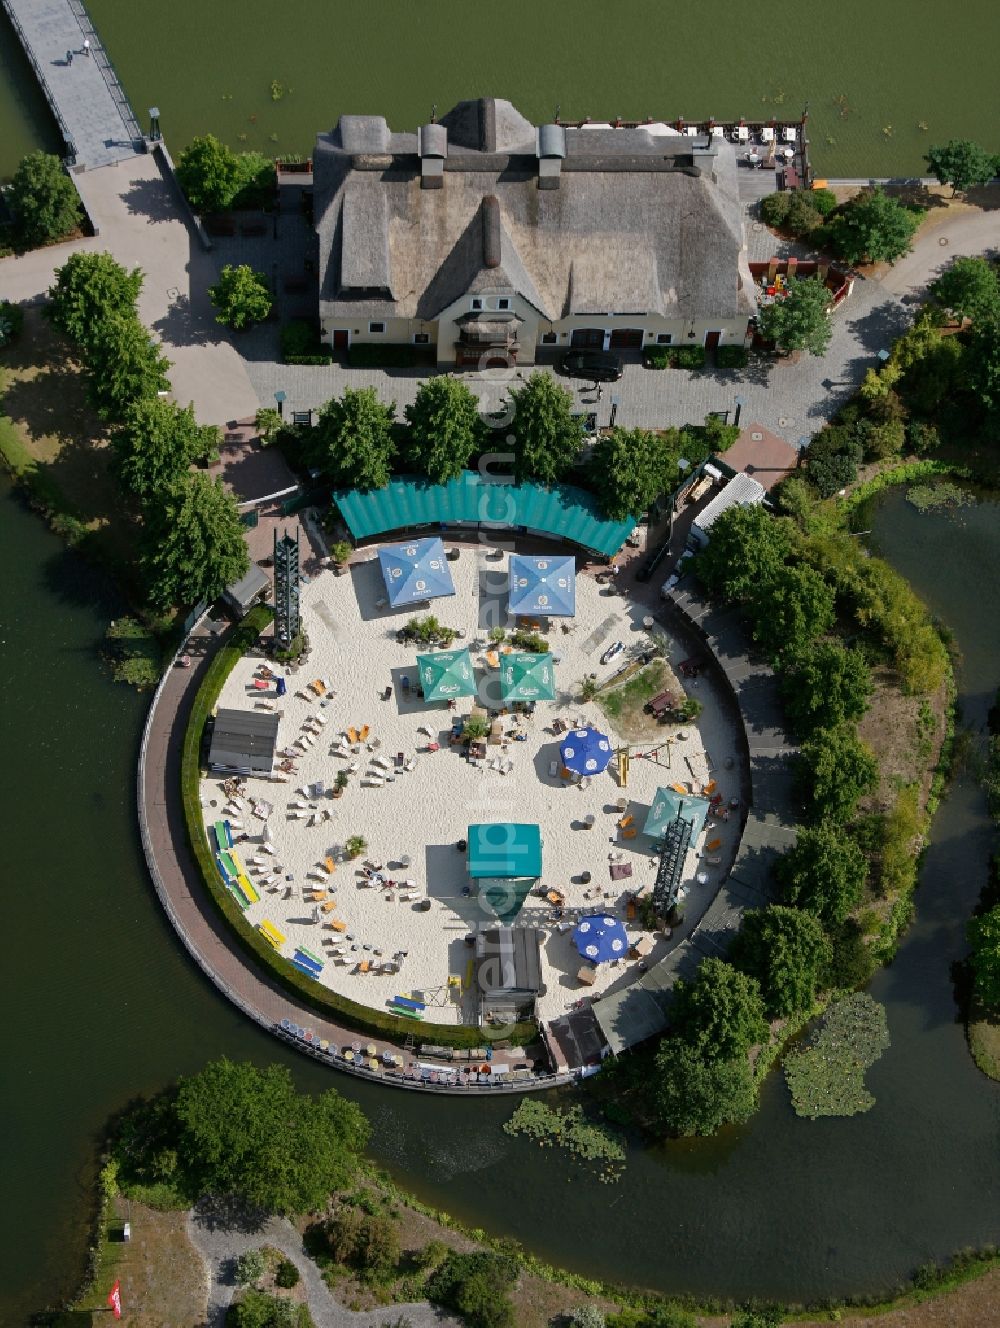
(413, 332), (430, 344)
(541, 332), (558, 345)
(369, 321), (385, 334)
(656, 332), (673, 345)
(496, 297), (511, 311)
(471, 298), (483, 311)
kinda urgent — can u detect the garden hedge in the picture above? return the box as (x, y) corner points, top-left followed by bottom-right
(180, 607), (535, 1048)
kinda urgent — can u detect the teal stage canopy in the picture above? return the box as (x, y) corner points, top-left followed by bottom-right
(467, 822), (542, 923)
(334, 472), (635, 559)
(643, 787), (711, 841)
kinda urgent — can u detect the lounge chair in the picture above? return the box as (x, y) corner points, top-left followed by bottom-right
(323, 856), (337, 873)
(346, 727), (359, 744)
(702, 780), (717, 796)
(618, 814), (633, 829)
(622, 827), (638, 839)
(257, 920), (286, 950)
(706, 837), (723, 852)
(359, 724), (370, 741)
(321, 900), (338, 913)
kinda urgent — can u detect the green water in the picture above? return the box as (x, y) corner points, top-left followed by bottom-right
(2, 0), (999, 180)
(2, 473), (1000, 1325)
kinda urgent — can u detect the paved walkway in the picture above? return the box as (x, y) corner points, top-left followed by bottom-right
(186, 1210), (462, 1328)
(2, 0), (140, 168)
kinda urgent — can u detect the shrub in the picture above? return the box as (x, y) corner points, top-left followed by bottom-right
(716, 344), (748, 369)
(8, 151), (82, 247)
(274, 1258), (299, 1289)
(809, 186), (838, 217)
(783, 191), (822, 236)
(235, 1249), (266, 1286)
(671, 344), (706, 370)
(176, 134), (274, 213)
(644, 345), (671, 369)
(428, 1251), (520, 1328)
(348, 343), (424, 369)
(968, 903), (1000, 1009)
(280, 320), (332, 365)
(570, 1307), (607, 1328)
(344, 835), (367, 859)
(0, 300), (25, 348)
(760, 192), (790, 227)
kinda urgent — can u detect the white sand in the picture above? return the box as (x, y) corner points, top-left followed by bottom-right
(201, 546), (741, 1028)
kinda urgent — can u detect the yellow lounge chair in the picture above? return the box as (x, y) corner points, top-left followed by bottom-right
(237, 874), (260, 905)
(618, 814), (633, 829)
(311, 679), (325, 695)
(486, 650), (500, 668)
(257, 920), (286, 949)
(622, 827), (638, 839)
(706, 837), (723, 852)
(328, 918), (347, 933)
(703, 780), (718, 796)
(323, 856), (336, 874)
(359, 724), (370, 741)
(356, 959), (370, 974)
(321, 900), (338, 913)
(671, 782), (687, 795)
(346, 727), (359, 744)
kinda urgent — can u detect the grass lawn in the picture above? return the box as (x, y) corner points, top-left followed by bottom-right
(598, 658), (673, 742)
(968, 1014), (1000, 1081)
(0, 306), (138, 581)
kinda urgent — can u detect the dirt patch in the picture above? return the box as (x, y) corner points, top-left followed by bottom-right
(856, 667), (947, 812)
(785, 1266), (1000, 1328)
(599, 658), (682, 743)
(102, 1200), (207, 1328)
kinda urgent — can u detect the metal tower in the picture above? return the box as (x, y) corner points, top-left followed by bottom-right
(651, 813), (693, 916)
(273, 528), (301, 647)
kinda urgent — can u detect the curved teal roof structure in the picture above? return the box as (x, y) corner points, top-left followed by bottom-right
(334, 472), (635, 559)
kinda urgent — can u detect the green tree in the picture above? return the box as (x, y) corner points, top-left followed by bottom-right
(925, 139), (998, 196)
(176, 134), (273, 213)
(750, 562), (835, 662)
(47, 252), (144, 353)
(86, 314), (172, 423)
(776, 823), (868, 927)
(798, 724), (878, 824)
(255, 406), (283, 442)
(587, 427), (678, 521)
(821, 187), (920, 265)
(780, 640), (873, 735)
(757, 277), (832, 357)
(235, 1248), (266, 1286)
(928, 256), (1000, 324)
(732, 905), (831, 1018)
(8, 151), (82, 248)
(209, 264), (273, 331)
(229, 1289), (298, 1328)
(141, 474), (249, 611)
(968, 904), (1000, 1009)
(404, 376), (483, 482)
(172, 1059), (369, 1214)
(313, 387), (396, 490)
(509, 372), (582, 484)
(670, 958), (768, 1061)
(113, 398), (219, 502)
(0, 301), (24, 349)
(427, 1250), (519, 1328)
(965, 311), (1000, 424)
(651, 1041), (757, 1137)
(694, 503), (793, 602)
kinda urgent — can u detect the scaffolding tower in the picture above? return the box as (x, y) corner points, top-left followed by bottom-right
(273, 528), (301, 647)
(651, 812), (693, 915)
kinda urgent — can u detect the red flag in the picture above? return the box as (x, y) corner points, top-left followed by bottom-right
(107, 1279), (122, 1319)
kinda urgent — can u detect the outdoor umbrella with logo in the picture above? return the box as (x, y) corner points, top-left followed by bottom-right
(572, 914), (629, 963)
(559, 726), (613, 776)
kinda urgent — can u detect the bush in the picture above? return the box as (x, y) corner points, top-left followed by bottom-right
(176, 135), (274, 213)
(716, 344), (748, 369)
(671, 344), (706, 370)
(760, 192), (790, 227)
(569, 1307), (607, 1328)
(280, 320), (332, 365)
(809, 187), (838, 217)
(8, 151), (82, 247)
(0, 300), (25, 348)
(644, 345), (671, 369)
(274, 1258), (299, 1289)
(348, 343), (425, 369)
(235, 1249), (266, 1286)
(427, 1250), (519, 1328)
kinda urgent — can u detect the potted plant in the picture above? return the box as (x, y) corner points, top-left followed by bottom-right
(488, 626), (507, 646)
(329, 540), (353, 574)
(344, 834), (367, 859)
(333, 770), (349, 799)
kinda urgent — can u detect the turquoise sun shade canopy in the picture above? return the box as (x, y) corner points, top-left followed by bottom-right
(334, 472), (636, 559)
(378, 537), (455, 607)
(643, 787), (711, 841)
(416, 648), (477, 702)
(499, 651), (556, 702)
(467, 823), (542, 879)
(508, 554), (577, 617)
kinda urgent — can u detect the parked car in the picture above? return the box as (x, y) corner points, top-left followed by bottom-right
(559, 349), (624, 382)
(600, 641), (624, 666)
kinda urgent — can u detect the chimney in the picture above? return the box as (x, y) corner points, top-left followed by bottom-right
(691, 134), (720, 178)
(418, 121), (447, 189)
(536, 122), (566, 190)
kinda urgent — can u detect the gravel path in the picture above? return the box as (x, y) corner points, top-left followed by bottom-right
(187, 1210), (463, 1328)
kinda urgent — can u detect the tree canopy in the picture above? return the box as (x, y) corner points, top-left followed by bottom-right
(427, 1250), (519, 1328)
(9, 151), (82, 248)
(965, 311), (1000, 425)
(172, 1059), (369, 1214)
(968, 904), (1000, 1010)
(750, 562), (835, 662)
(780, 640), (873, 735)
(670, 957), (769, 1062)
(694, 503), (793, 603)
(757, 277), (832, 357)
(821, 187), (920, 265)
(925, 139), (998, 196)
(209, 264), (273, 331)
(404, 376), (483, 482)
(113, 398), (219, 503)
(732, 905), (831, 1018)
(651, 1041), (757, 1137)
(928, 256), (1000, 325)
(509, 372), (582, 484)
(175, 134), (274, 213)
(86, 314), (172, 423)
(776, 823), (868, 927)
(587, 427), (678, 521)
(798, 724), (878, 824)
(313, 387), (396, 490)
(141, 473), (249, 610)
(47, 252), (144, 352)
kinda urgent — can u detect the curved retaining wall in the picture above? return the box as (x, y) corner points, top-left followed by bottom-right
(136, 614), (573, 1095)
(591, 578), (799, 1053)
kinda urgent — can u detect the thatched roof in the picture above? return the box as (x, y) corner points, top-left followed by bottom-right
(315, 99), (755, 324)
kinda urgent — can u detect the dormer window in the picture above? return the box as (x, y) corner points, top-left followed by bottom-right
(496, 297), (511, 311)
(471, 298), (483, 311)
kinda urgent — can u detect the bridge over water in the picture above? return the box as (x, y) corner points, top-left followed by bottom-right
(2, 0), (142, 169)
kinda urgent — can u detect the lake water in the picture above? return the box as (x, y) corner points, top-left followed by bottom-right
(2, 475), (999, 1324)
(2, 0), (1000, 180)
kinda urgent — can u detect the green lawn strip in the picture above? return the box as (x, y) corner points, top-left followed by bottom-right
(598, 660), (666, 721)
(180, 607), (534, 1048)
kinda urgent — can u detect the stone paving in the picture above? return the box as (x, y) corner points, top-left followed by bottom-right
(4, 0), (141, 168)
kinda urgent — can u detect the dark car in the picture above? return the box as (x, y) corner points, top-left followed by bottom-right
(558, 348), (624, 382)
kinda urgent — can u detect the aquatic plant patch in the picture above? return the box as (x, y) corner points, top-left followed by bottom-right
(504, 1100), (625, 1181)
(905, 481), (975, 513)
(783, 992), (890, 1118)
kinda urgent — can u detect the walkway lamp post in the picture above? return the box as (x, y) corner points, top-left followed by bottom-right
(274, 389), (287, 419)
(148, 107), (161, 142)
(609, 395), (620, 428)
(733, 395), (745, 429)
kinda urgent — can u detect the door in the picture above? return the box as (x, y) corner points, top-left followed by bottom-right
(704, 330), (722, 350)
(610, 328), (643, 350)
(571, 328), (605, 349)
(332, 329), (349, 351)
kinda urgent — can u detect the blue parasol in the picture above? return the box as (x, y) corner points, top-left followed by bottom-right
(559, 726), (613, 776)
(572, 914), (629, 964)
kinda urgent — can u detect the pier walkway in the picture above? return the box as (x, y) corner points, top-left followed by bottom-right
(2, 0), (142, 169)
